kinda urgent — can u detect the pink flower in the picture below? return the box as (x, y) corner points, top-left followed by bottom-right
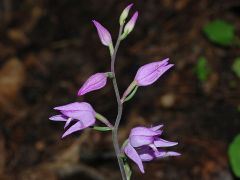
(123, 125), (180, 173)
(78, 73), (108, 96)
(92, 20), (112, 46)
(134, 58), (174, 86)
(49, 102), (96, 138)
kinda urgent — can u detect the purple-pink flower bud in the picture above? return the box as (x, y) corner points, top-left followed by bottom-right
(119, 3), (134, 25)
(78, 73), (108, 96)
(121, 11), (138, 39)
(92, 20), (112, 46)
(134, 58), (174, 86)
(123, 125), (180, 173)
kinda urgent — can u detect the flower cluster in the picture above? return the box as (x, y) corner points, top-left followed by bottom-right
(123, 125), (180, 173)
(49, 3), (180, 179)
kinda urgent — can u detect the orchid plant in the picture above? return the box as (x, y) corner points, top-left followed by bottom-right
(50, 4), (180, 180)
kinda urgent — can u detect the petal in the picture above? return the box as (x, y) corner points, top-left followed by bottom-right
(62, 121), (85, 138)
(138, 146), (181, 161)
(130, 135), (153, 147)
(64, 118), (73, 129)
(78, 73), (107, 96)
(154, 150), (181, 158)
(49, 114), (67, 121)
(92, 20), (112, 46)
(124, 143), (145, 173)
(130, 127), (161, 137)
(134, 58), (174, 86)
(139, 153), (154, 162)
(154, 138), (178, 147)
(137, 146), (155, 162)
(81, 114), (96, 127)
(150, 124), (164, 131)
(54, 102), (94, 112)
(61, 110), (96, 124)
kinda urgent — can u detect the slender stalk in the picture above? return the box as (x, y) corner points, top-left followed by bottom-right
(95, 113), (114, 129)
(110, 25), (127, 180)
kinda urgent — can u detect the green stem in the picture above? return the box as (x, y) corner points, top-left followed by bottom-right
(110, 24), (127, 180)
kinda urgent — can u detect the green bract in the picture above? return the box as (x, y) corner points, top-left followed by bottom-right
(93, 126), (112, 131)
(203, 19), (235, 46)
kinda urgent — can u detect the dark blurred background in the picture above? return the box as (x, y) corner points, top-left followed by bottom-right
(0, 0), (240, 179)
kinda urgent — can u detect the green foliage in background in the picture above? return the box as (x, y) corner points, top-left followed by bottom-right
(228, 134), (240, 177)
(232, 57), (240, 78)
(203, 19), (235, 46)
(196, 56), (210, 82)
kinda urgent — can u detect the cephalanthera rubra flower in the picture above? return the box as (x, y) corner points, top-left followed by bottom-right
(92, 20), (112, 47)
(123, 125), (180, 173)
(134, 58), (174, 86)
(78, 73), (108, 96)
(49, 102), (96, 138)
(121, 58), (173, 103)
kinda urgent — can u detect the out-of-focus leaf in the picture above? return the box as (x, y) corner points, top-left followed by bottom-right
(203, 19), (235, 46)
(228, 134), (240, 177)
(232, 57), (240, 78)
(196, 56), (210, 82)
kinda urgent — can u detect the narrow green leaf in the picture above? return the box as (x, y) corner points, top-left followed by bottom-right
(196, 56), (210, 82)
(228, 134), (240, 177)
(232, 57), (240, 78)
(203, 19), (235, 46)
(124, 162), (132, 180)
(124, 85), (138, 102)
(93, 126), (112, 131)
